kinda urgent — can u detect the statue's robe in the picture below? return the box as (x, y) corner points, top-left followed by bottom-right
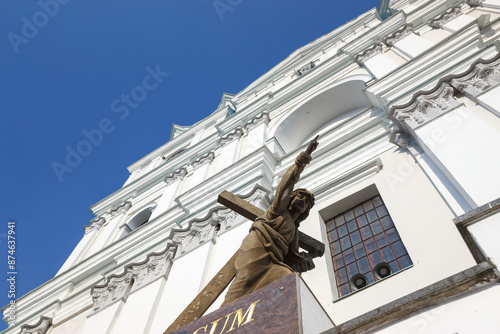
(222, 153), (314, 306)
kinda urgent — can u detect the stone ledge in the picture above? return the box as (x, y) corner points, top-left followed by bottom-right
(453, 197), (500, 226)
(322, 262), (499, 334)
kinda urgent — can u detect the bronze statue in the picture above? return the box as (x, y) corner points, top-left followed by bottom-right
(222, 136), (320, 305)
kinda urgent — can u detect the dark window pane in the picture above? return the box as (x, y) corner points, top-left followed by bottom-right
(388, 260), (399, 273)
(363, 201), (374, 211)
(332, 254), (344, 270)
(380, 216), (394, 230)
(335, 215), (345, 227)
(373, 196), (383, 207)
(353, 242), (366, 259)
(360, 226), (372, 240)
(330, 240), (341, 255)
(375, 233), (389, 248)
(392, 240), (407, 258)
(354, 205), (364, 217)
(340, 235), (351, 251)
(364, 238), (377, 254)
(346, 262), (359, 277)
(358, 257), (370, 273)
(326, 219), (336, 231)
(376, 205), (389, 218)
(344, 210), (354, 222)
(343, 249), (355, 264)
(386, 227), (400, 243)
(368, 251), (382, 267)
(398, 255), (413, 268)
(350, 231), (362, 245)
(328, 229), (339, 242)
(347, 219), (357, 233)
(336, 268), (348, 285)
(339, 283), (350, 297)
(338, 224), (348, 238)
(367, 210), (378, 223)
(365, 271), (375, 284)
(381, 246), (395, 262)
(370, 221), (383, 235)
(356, 215), (368, 228)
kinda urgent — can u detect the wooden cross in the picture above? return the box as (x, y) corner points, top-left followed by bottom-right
(164, 190), (325, 333)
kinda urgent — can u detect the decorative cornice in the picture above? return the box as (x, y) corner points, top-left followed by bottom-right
(389, 54), (500, 143)
(19, 316), (52, 334)
(243, 112), (270, 132)
(428, 6), (462, 29)
(355, 44), (383, 64)
(164, 168), (188, 186)
(451, 59), (500, 98)
(466, 0), (485, 7)
(392, 82), (459, 130)
(384, 25), (413, 47)
(393, 133), (423, 155)
(84, 217), (106, 234)
(110, 201), (132, 217)
(90, 245), (176, 314)
(219, 128), (243, 147)
(191, 152), (215, 170)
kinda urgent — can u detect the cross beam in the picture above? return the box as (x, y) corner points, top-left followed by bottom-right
(164, 190), (325, 333)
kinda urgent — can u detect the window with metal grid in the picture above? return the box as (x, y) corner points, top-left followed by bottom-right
(325, 195), (412, 297)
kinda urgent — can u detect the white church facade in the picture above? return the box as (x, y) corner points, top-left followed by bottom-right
(4, 0), (500, 333)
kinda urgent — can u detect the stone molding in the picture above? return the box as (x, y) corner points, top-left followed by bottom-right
(164, 168), (188, 186)
(450, 58), (500, 98)
(323, 262), (499, 334)
(170, 185), (271, 256)
(466, 0), (485, 7)
(428, 6), (462, 29)
(219, 128), (243, 147)
(389, 54), (500, 145)
(90, 246), (176, 314)
(89, 185), (271, 315)
(18, 316), (52, 334)
(393, 132), (423, 155)
(110, 201), (132, 217)
(84, 217), (106, 234)
(243, 112), (270, 132)
(384, 24), (413, 46)
(355, 44), (383, 64)
(191, 152), (215, 170)
(392, 82), (459, 130)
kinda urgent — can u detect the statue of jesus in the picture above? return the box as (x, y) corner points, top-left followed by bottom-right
(222, 136), (320, 305)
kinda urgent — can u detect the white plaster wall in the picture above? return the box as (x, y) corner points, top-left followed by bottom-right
(57, 230), (96, 275)
(364, 52), (404, 79)
(443, 14), (476, 33)
(375, 285), (500, 334)
(216, 140), (239, 172)
(393, 34), (434, 58)
(309, 149), (476, 324)
(415, 106), (500, 206)
(477, 85), (500, 118)
(153, 242), (211, 328)
(468, 211), (500, 266)
(150, 181), (180, 220)
(186, 163), (210, 191)
(80, 302), (122, 334)
(243, 122), (267, 156)
(49, 309), (89, 334)
(110, 279), (164, 334)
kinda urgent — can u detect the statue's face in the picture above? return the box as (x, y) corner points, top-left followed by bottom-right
(290, 193), (311, 215)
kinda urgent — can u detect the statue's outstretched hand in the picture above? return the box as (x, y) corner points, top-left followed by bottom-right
(305, 135), (319, 155)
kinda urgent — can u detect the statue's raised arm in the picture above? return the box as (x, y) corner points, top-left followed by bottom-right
(268, 135), (319, 217)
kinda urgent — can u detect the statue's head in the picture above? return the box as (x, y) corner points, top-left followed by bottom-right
(289, 188), (315, 224)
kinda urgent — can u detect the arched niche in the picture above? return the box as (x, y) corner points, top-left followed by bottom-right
(121, 203), (157, 237)
(271, 75), (371, 152)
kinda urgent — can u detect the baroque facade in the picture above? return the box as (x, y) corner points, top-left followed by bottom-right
(4, 0), (500, 333)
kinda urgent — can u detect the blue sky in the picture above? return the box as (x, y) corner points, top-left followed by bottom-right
(0, 0), (378, 329)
